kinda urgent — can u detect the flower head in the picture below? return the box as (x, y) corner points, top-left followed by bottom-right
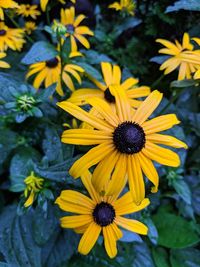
(60, 6), (94, 51)
(58, 89), (187, 204)
(109, 0), (136, 16)
(55, 171), (149, 258)
(0, 22), (25, 52)
(0, 52), (10, 68)
(67, 62), (150, 109)
(16, 4), (41, 19)
(0, 0), (18, 20)
(40, 0), (76, 12)
(26, 55), (84, 96)
(24, 21), (37, 35)
(156, 33), (200, 80)
(24, 171), (44, 207)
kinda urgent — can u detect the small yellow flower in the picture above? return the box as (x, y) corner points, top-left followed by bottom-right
(0, 0), (18, 20)
(58, 90), (187, 204)
(24, 171), (44, 207)
(26, 54), (84, 96)
(68, 62), (151, 109)
(109, 0), (136, 16)
(60, 6), (94, 51)
(40, 0), (76, 12)
(56, 171), (149, 258)
(24, 21), (37, 35)
(0, 22), (25, 52)
(16, 4), (41, 19)
(156, 33), (200, 80)
(0, 52), (10, 68)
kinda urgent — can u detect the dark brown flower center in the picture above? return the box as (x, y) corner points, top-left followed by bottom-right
(93, 202), (115, 227)
(0, 30), (6, 36)
(46, 57), (59, 68)
(113, 121), (146, 154)
(66, 24), (75, 34)
(104, 88), (115, 103)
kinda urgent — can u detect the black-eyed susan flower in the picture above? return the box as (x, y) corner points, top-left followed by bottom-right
(24, 171), (44, 207)
(109, 0), (135, 16)
(24, 21), (37, 35)
(16, 4), (41, 19)
(40, 0), (76, 12)
(60, 6), (94, 51)
(156, 33), (200, 80)
(0, 52), (10, 68)
(57, 89), (187, 204)
(0, 22), (25, 52)
(0, 0), (18, 20)
(55, 171), (149, 258)
(67, 62), (150, 109)
(26, 55), (84, 96)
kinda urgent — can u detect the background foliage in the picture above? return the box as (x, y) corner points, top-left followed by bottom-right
(0, 0), (200, 266)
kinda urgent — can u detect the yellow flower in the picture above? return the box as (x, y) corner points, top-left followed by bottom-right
(156, 33), (200, 80)
(68, 62), (150, 109)
(55, 171), (149, 258)
(109, 0), (135, 16)
(0, 0), (18, 20)
(57, 90), (187, 204)
(24, 171), (44, 207)
(24, 21), (37, 35)
(0, 22), (25, 52)
(40, 0), (76, 12)
(0, 52), (10, 68)
(60, 6), (94, 51)
(16, 4), (41, 19)
(26, 55), (84, 96)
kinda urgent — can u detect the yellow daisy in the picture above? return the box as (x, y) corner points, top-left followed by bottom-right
(26, 55), (84, 96)
(24, 21), (37, 35)
(0, 0), (18, 20)
(55, 171), (149, 258)
(109, 0), (136, 16)
(156, 33), (200, 80)
(40, 0), (76, 12)
(57, 89), (187, 204)
(16, 4), (41, 19)
(60, 6), (94, 51)
(24, 171), (44, 207)
(0, 22), (25, 52)
(67, 62), (150, 109)
(0, 52), (10, 68)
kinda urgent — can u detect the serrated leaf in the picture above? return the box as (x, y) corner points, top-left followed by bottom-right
(166, 0), (200, 13)
(21, 41), (58, 65)
(170, 248), (200, 267)
(153, 211), (200, 248)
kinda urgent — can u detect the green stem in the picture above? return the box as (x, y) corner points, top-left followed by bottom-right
(5, 13), (34, 44)
(46, 6), (51, 25)
(151, 74), (165, 88)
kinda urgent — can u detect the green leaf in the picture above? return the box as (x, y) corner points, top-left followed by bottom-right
(131, 243), (155, 267)
(112, 17), (142, 38)
(77, 62), (102, 81)
(152, 247), (170, 267)
(166, 0), (200, 13)
(21, 41), (58, 65)
(170, 248), (200, 267)
(143, 217), (158, 245)
(153, 211), (200, 248)
(171, 79), (196, 88)
(0, 205), (42, 267)
(172, 179), (192, 204)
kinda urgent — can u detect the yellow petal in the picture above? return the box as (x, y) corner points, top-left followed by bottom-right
(115, 216), (148, 235)
(75, 34), (90, 49)
(69, 142), (114, 178)
(101, 62), (113, 86)
(74, 14), (86, 27)
(60, 215), (92, 228)
(67, 89), (103, 106)
(142, 114), (180, 134)
(146, 134), (188, 149)
(103, 225), (117, 258)
(132, 90), (163, 125)
(121, 77), (139, 90)
(143, 142), (180, 167)
(78, 222), (101, 255)
(81, 170), (100, 203)
(112, 65), (121, 84)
